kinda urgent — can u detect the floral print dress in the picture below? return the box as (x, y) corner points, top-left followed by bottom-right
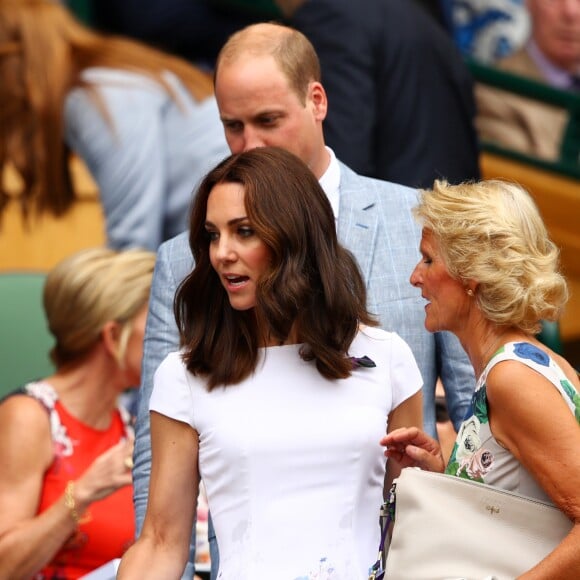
(446, 342), (580, 502)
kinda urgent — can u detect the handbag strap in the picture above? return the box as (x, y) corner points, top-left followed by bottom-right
(368, 482), (396, 580)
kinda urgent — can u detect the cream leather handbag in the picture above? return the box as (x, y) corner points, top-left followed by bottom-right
(371, 467), (572, 580)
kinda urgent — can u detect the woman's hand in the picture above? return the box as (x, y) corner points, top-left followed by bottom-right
(74, 437), (134, 510)
(381, 427), (445, 473)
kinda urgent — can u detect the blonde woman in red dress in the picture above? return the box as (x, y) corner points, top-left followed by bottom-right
(0, 248), (155, 579)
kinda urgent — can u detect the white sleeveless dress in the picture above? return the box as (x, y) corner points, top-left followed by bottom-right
(445, 341), (580, 502)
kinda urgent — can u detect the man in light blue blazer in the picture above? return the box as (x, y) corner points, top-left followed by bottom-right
(132, 22), (475, 579)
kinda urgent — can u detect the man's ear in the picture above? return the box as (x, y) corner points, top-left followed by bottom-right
(309, 81), (328, 122)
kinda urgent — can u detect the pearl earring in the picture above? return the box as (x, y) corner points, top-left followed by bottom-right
(466, 289), (474, 297)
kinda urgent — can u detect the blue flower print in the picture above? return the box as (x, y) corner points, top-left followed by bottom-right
(513, 342), (550, 366)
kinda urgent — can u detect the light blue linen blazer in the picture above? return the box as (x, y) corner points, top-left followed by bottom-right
(132, 161), (475, 577)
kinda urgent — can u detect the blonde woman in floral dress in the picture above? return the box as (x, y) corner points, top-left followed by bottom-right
(383, 179), (580, 578)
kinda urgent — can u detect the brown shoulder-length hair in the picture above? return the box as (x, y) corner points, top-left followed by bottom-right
(0, 0), (214, 220)
(175, 147), (377, 390)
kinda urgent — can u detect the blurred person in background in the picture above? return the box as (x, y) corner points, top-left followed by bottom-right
(475, 0), (580, 161)
(0, 0), (229, 251)
(0, 247), (155, 579)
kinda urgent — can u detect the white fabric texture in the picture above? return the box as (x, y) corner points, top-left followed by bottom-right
(150, 326), (422, 579)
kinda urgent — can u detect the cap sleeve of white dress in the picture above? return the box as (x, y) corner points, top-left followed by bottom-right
(389, 332), (423, 409)
(149, 351), (196, 428)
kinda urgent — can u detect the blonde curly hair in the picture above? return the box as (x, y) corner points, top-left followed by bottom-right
(414, 179), (568, 334)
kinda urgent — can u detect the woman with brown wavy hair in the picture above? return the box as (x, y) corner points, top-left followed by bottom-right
(0, 0), (229, 250)
(118, 147), (423, 579)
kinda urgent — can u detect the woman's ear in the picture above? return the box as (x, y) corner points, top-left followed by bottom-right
(465, 281), (479, 297)
(101, 320), (122, 360)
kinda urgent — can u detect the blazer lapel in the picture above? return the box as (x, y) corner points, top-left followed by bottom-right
(336, 163), (379, 282)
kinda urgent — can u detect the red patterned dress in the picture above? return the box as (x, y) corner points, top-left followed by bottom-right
(21, 381), (135, 579)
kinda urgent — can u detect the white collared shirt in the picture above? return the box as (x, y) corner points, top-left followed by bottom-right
(318, 147), (341, 221)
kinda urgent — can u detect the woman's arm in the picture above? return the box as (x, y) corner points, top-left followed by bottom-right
(0, 395), (134, 578)
(118, 411), (199, 579)
(384, 391), (423, 493)
(0, 396), (71, 577)
(486, 362), (580, 579)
